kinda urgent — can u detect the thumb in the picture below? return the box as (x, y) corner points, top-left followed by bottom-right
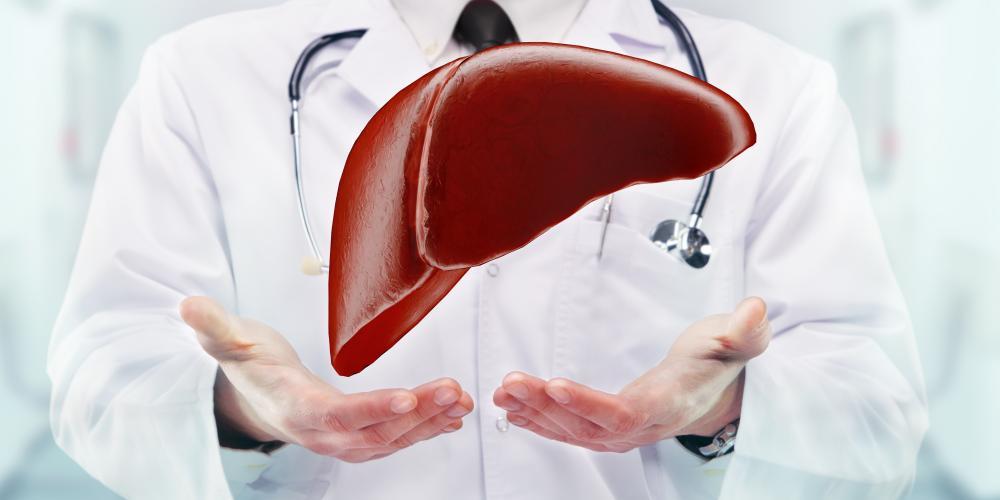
(718, 296), (771, 361)
(180, 296), (252, 362)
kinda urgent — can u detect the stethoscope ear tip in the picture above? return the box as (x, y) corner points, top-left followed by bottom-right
(301, 256), (325, 276)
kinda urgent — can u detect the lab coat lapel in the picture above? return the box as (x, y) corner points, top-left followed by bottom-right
(311, 0), (431, 108)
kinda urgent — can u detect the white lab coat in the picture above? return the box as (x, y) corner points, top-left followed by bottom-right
(47, 0), (928, 498)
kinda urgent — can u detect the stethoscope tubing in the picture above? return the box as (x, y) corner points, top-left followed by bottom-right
(288, 2), (710, 273)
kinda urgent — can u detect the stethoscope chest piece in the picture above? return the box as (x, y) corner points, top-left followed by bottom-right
(650, 217), (712, 269)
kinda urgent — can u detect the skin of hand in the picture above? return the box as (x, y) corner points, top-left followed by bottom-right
(492, 297), (771, 453)
(179, 296), (475, 463)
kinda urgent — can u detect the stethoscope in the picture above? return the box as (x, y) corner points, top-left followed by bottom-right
(290, 1), (715, 276)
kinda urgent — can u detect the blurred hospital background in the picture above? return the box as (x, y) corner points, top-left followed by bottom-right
(1, 0), (997, 498)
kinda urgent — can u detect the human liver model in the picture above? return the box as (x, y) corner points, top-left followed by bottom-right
(328, 43), (755, 376)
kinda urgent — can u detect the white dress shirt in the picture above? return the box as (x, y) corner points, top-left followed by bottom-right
(48, 0), (927, 498)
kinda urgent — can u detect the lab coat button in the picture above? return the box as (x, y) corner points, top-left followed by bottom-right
(487, 264), (500, 277)
(495, 415), (509, 432)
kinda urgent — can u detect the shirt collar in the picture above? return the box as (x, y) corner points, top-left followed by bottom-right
(310, 0), (671, 50)
(307, 0), (673, 107)
(388, 0), (590, 62)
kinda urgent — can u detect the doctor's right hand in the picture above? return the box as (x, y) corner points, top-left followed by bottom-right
(179, 296), (474, 463)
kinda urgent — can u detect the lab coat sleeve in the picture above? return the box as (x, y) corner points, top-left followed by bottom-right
(47, 37), (234, 499)
(721, 61), (929, 499)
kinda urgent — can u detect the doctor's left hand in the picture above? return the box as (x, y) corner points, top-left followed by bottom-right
(493, 297), (771, 453)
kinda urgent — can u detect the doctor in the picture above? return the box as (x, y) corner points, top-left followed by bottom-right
(48, 0), (928, 498)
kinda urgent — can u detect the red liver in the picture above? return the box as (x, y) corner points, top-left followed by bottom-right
(328, 43), (755, 376)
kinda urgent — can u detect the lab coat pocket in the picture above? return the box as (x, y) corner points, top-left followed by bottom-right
(551, 188), (735, 393)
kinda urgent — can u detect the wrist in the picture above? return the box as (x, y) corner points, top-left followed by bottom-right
(682, 369), (744, 437)
(213, 368), (284, 447)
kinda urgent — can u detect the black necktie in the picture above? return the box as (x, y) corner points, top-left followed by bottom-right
(453, 0), (519, 52)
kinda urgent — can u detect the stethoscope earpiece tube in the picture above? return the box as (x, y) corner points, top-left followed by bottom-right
(288, 29), (367, 101)
(288, 29), (367, 274)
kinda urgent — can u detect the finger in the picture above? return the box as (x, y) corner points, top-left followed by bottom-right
(494, 387), (569, 437)
(388, 407), (467, 449)
(323, 388), (419, 430)
(543, 378), (645, 435)
(716, 297), (771, 361)
(366, 450), (398, 461)
(500, 373), (609, 441)
(337, 447), (398, 463)
(511, 404), (609, 442)
(506, 414), (611, 452)
(357, 379), (472, 446)
(180, 296), (252, 362)
(492, 386), (524, 412)
(602, 441), (640, 453)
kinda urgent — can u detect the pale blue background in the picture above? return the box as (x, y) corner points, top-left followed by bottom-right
(1, 0), (997, 498)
